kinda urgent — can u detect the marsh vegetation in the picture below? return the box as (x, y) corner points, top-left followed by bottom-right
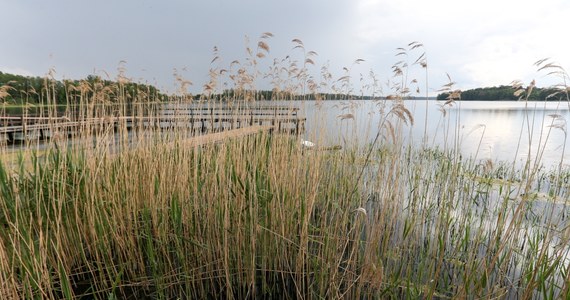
(1, 35), (570, 299)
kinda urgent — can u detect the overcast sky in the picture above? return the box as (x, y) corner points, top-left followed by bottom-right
(1, 0), (569, 96)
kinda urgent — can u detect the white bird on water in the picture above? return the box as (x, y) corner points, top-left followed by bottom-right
(301, 140), (316, 149)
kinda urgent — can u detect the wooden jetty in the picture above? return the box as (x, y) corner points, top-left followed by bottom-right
(167, 125), (275, 149)
(0, 106), (306, 143)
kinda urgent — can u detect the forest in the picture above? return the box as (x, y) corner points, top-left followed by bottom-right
(0, 71), (167, 104)
(437, 85), (568, 101)
(5, 71), (565, 103)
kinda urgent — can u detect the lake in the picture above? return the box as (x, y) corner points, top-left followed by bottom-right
(296, 99), (570, 169)
(6, 99), (570, 170)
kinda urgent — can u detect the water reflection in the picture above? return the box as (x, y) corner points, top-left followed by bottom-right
(299, 100), (570, 169)
(5, 100), (570, 169)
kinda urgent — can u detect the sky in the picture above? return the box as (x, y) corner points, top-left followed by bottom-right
(1, 0), (569, 96)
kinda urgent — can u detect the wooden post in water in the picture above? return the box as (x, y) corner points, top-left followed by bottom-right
(21, 116), (26, 142)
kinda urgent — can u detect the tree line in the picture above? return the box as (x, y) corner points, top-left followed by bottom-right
(0, 71), (167, 104)
(437, 85), (569, 101)
(0, 70), (381, 104)
(193, 89), (393, 101)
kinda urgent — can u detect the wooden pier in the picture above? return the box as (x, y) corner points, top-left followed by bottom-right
(168, 125), (275, 149)
(0, 106), (306, 143)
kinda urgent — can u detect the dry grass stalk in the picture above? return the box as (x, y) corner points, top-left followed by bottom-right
(0, 35), (569, 299)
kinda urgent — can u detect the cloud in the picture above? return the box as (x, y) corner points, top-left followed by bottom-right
(352, 0), (570, 94)
(1, 0), (569, 95)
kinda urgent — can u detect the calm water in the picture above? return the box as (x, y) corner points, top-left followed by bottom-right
(10, 99), (570, 169)
(296, 99), (570, 169)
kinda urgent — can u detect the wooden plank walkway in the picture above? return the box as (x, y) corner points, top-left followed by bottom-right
(0, 105), (305, 143)
(0, 125), (276, 172)
(169, 125), (274, 148)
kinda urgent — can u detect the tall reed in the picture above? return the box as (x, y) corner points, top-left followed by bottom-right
(1, 35), (570, 299)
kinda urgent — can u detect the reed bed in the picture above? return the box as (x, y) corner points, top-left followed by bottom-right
(1, 36), (570, 299)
